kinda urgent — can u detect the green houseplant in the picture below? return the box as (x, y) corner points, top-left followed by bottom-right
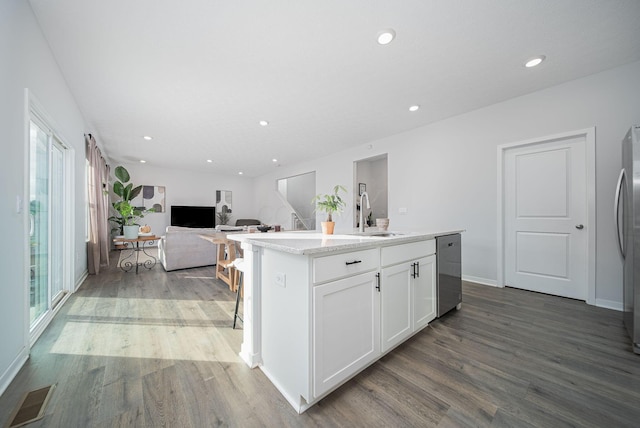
(312, 185), (347, 235)
(109, 166), (148, 239)
(216, 210), (231, 226)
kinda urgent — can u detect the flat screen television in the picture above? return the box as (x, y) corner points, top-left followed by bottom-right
(170, 205), (216, 228)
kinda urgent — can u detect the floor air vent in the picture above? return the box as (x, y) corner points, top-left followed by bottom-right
(5, 385), (55, 428)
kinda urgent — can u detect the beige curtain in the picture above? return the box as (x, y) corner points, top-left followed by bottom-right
(86, 134), (110, 274)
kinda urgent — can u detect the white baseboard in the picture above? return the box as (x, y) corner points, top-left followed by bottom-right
(462, 275), (499, 287)
(239, 347), (260, 369)
(259, 365), (307, 414)
(462, 276), (624, 312)
(595, 298), (623, 311)
(75, 270), (88, 292)
(0, 347), (29, 397)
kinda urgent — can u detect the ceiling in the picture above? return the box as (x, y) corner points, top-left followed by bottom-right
(29, 0), (640, 177)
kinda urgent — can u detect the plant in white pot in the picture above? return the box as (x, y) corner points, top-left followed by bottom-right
(114, 200), (148, 239)
(109, 166), (151, 239)
(313, 185), (347, 235)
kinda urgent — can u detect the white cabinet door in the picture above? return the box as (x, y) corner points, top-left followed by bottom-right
(313, 271), (380, 398)
(380, 263), (412, 353)
(504, 136), (588, 299)
(381, 254), (437, 353)
(413, 255), (437, 330)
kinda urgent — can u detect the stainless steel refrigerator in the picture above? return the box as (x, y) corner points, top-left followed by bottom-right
(615, 125), (640, 354)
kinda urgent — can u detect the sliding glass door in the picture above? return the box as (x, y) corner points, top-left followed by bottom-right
(50, 142), (65, 305)
(29, 118), (67, 330)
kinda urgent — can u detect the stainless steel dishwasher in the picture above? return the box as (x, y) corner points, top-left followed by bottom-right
(436, 233), (462, 317)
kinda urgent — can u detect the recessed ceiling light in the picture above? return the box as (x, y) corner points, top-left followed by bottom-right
(525, 55), (546, 68)
(272, 158), (278, 163)
(143, 136), (152, 140)
(259, 120), (269, 126)
(377, 29), (396, 45)
(207, 159), (213, 163)
(140, 160), (146, 163)
(238, 171), (243, 175)
(409, 105), (420, 112)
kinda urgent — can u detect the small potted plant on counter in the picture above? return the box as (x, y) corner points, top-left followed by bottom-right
(313, 185), (347, 235)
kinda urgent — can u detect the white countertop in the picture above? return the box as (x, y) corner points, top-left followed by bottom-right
(227, 229), (463, 255)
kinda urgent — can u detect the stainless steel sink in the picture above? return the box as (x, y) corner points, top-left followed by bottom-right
(347, 231), (404, 237)
(369, 232), (403, 237)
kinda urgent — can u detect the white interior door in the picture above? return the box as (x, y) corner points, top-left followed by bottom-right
(504, 135), (587, 300)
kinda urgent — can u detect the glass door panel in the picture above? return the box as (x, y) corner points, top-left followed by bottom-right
(29, 120), (50, 326)
(51, 141), (64, 306)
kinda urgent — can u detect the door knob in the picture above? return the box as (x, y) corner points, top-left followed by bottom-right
(576, 224), (584, 230)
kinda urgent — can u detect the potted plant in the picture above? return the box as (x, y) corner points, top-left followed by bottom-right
(313, 185), (347, 235)
(109, 166), (148, 239)
(113, 200), (148, 238)
(217, 209), (231, 226)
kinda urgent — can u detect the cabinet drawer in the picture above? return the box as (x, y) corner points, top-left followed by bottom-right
(381, 239), (435, 267)
(313, 248), (379, 284)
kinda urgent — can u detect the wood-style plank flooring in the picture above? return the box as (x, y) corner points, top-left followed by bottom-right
(1, 254), (639, 427)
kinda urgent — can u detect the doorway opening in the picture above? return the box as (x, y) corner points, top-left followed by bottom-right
(354, 154), (388, 229)
(276, 171), (316, 230)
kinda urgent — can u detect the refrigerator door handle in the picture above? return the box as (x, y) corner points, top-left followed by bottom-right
(615, 168), (626, 259)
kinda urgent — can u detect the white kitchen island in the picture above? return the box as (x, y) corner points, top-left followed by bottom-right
(227, 229), (462, 413)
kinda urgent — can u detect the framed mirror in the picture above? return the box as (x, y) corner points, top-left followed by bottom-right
(216, 190), (232, 225)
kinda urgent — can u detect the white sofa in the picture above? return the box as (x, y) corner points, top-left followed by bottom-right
(158, 226), (218, 271)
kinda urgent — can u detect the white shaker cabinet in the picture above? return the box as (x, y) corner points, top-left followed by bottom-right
(380, 240), (437, 353)
(244, 234), (448, 413)
(380, 262), (413, 352)
(312, 271), (380, 397)
(413, 255), (437, 330)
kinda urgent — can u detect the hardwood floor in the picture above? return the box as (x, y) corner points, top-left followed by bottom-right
(1, 255), (639, 427)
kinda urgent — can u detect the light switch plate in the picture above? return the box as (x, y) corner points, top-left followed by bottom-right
(275, 272), (286, 287)
(399, 207), (408, 214)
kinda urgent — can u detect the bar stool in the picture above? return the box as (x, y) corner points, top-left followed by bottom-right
(231, 258), (244, 329)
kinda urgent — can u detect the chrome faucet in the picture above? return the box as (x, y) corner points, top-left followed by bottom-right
(359, 191), (370, 233)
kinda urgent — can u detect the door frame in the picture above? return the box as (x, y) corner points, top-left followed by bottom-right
(497, 128), (596, 305)
(24, 89), (76, 346)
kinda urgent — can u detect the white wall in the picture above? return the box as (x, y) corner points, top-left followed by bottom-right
(254, 60), (640, 308)
(121, 162), (257, 234)
(0, 0), (88, 394)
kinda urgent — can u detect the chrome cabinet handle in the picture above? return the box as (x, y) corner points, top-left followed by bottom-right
(615, 169), (626, 258)
(575, 224), (584, 230)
